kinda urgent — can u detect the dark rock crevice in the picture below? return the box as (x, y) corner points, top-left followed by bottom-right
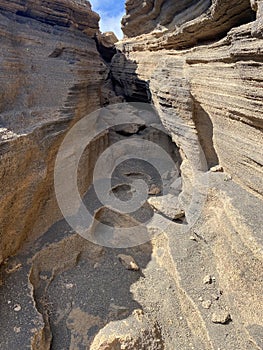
(111, 52), (152, 103)
(192, 98), (219, 169)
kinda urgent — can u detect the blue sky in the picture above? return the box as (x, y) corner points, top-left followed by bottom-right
(89, 0), (125, 39)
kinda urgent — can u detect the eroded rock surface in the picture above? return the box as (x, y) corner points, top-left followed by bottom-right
(114, 0), (263, 199)
(0, 0), (116, 263)
(0, 1), (263, 350)
(121, 0), (255, 48)
(109, 1), (263, 349)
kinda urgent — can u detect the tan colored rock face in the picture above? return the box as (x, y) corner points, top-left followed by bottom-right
(0, 0), (111, 263)
(122, 0), (255, 49)
(0, 0), (100, 35)
(108, 1), (263, 349)
(0, 1), (262, 349)
(122, 0), (212, 37)
(99, 31), (119, 47)
(114, 4), (263, 199)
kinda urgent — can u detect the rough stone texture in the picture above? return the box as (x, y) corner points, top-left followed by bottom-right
(0, 0), (113, 264)
(97, 31), (118, 47)
(0, 1), (263, 350)
(148, 194), (185, 220)
(108, 1), (263, 348)
(88, 178), (263, 350)
(114, 1), (263, 199)
(251, 0), (263, 36)
(122, 0), (255, 49)
(96, 31), (119, 63)
(0, 0), (100, 35)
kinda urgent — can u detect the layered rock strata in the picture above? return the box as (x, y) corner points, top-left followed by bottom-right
(114, 0), (263, 197)
(106, 0), (263, 348)
(0, 0), (115, 263)
(0, 1), (262, 349)
(121, 0), (255, 49)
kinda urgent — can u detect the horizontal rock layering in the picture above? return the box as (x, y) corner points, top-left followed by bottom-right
(0, 0), (114, 263)
(122, 0), (255, 48)
(115, 0), (262, 197)
(106, 1), (263, 349)
(0, 1), (262, 349)
(0, 0), (100, 35)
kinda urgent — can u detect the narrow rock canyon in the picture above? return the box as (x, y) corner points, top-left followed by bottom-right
(0, 1), (262, 349)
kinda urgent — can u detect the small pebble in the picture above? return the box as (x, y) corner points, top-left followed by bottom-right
(65, 283), (74, 289)
(118, 254), (140, 271)
(132, 309), (144, 320)
(189, 236), (197, 241)
(148, 184), (161, 195)
(210, 165), (223, 173)
(202, 300), (212, 309)
(203, 275), (212, 284)
(211, 310), (231, 324)
(14, 327), (21, 333)
(39, 273), (48, 281)
(211, 293), (220, 300)
(14, 304), (21, 312)
(224, 174), (232, 181)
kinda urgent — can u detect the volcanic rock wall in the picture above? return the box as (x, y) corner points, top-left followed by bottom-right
(0, 1), (262, 349)
(106, 1), (263, 348)
(0, 0), (116, 263)
(114, 0), (262, 197)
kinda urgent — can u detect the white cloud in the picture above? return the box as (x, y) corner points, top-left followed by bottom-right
(88, 0), (101, 9)
(99, 11), (124, 39)
(89, 0), (124, 39)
